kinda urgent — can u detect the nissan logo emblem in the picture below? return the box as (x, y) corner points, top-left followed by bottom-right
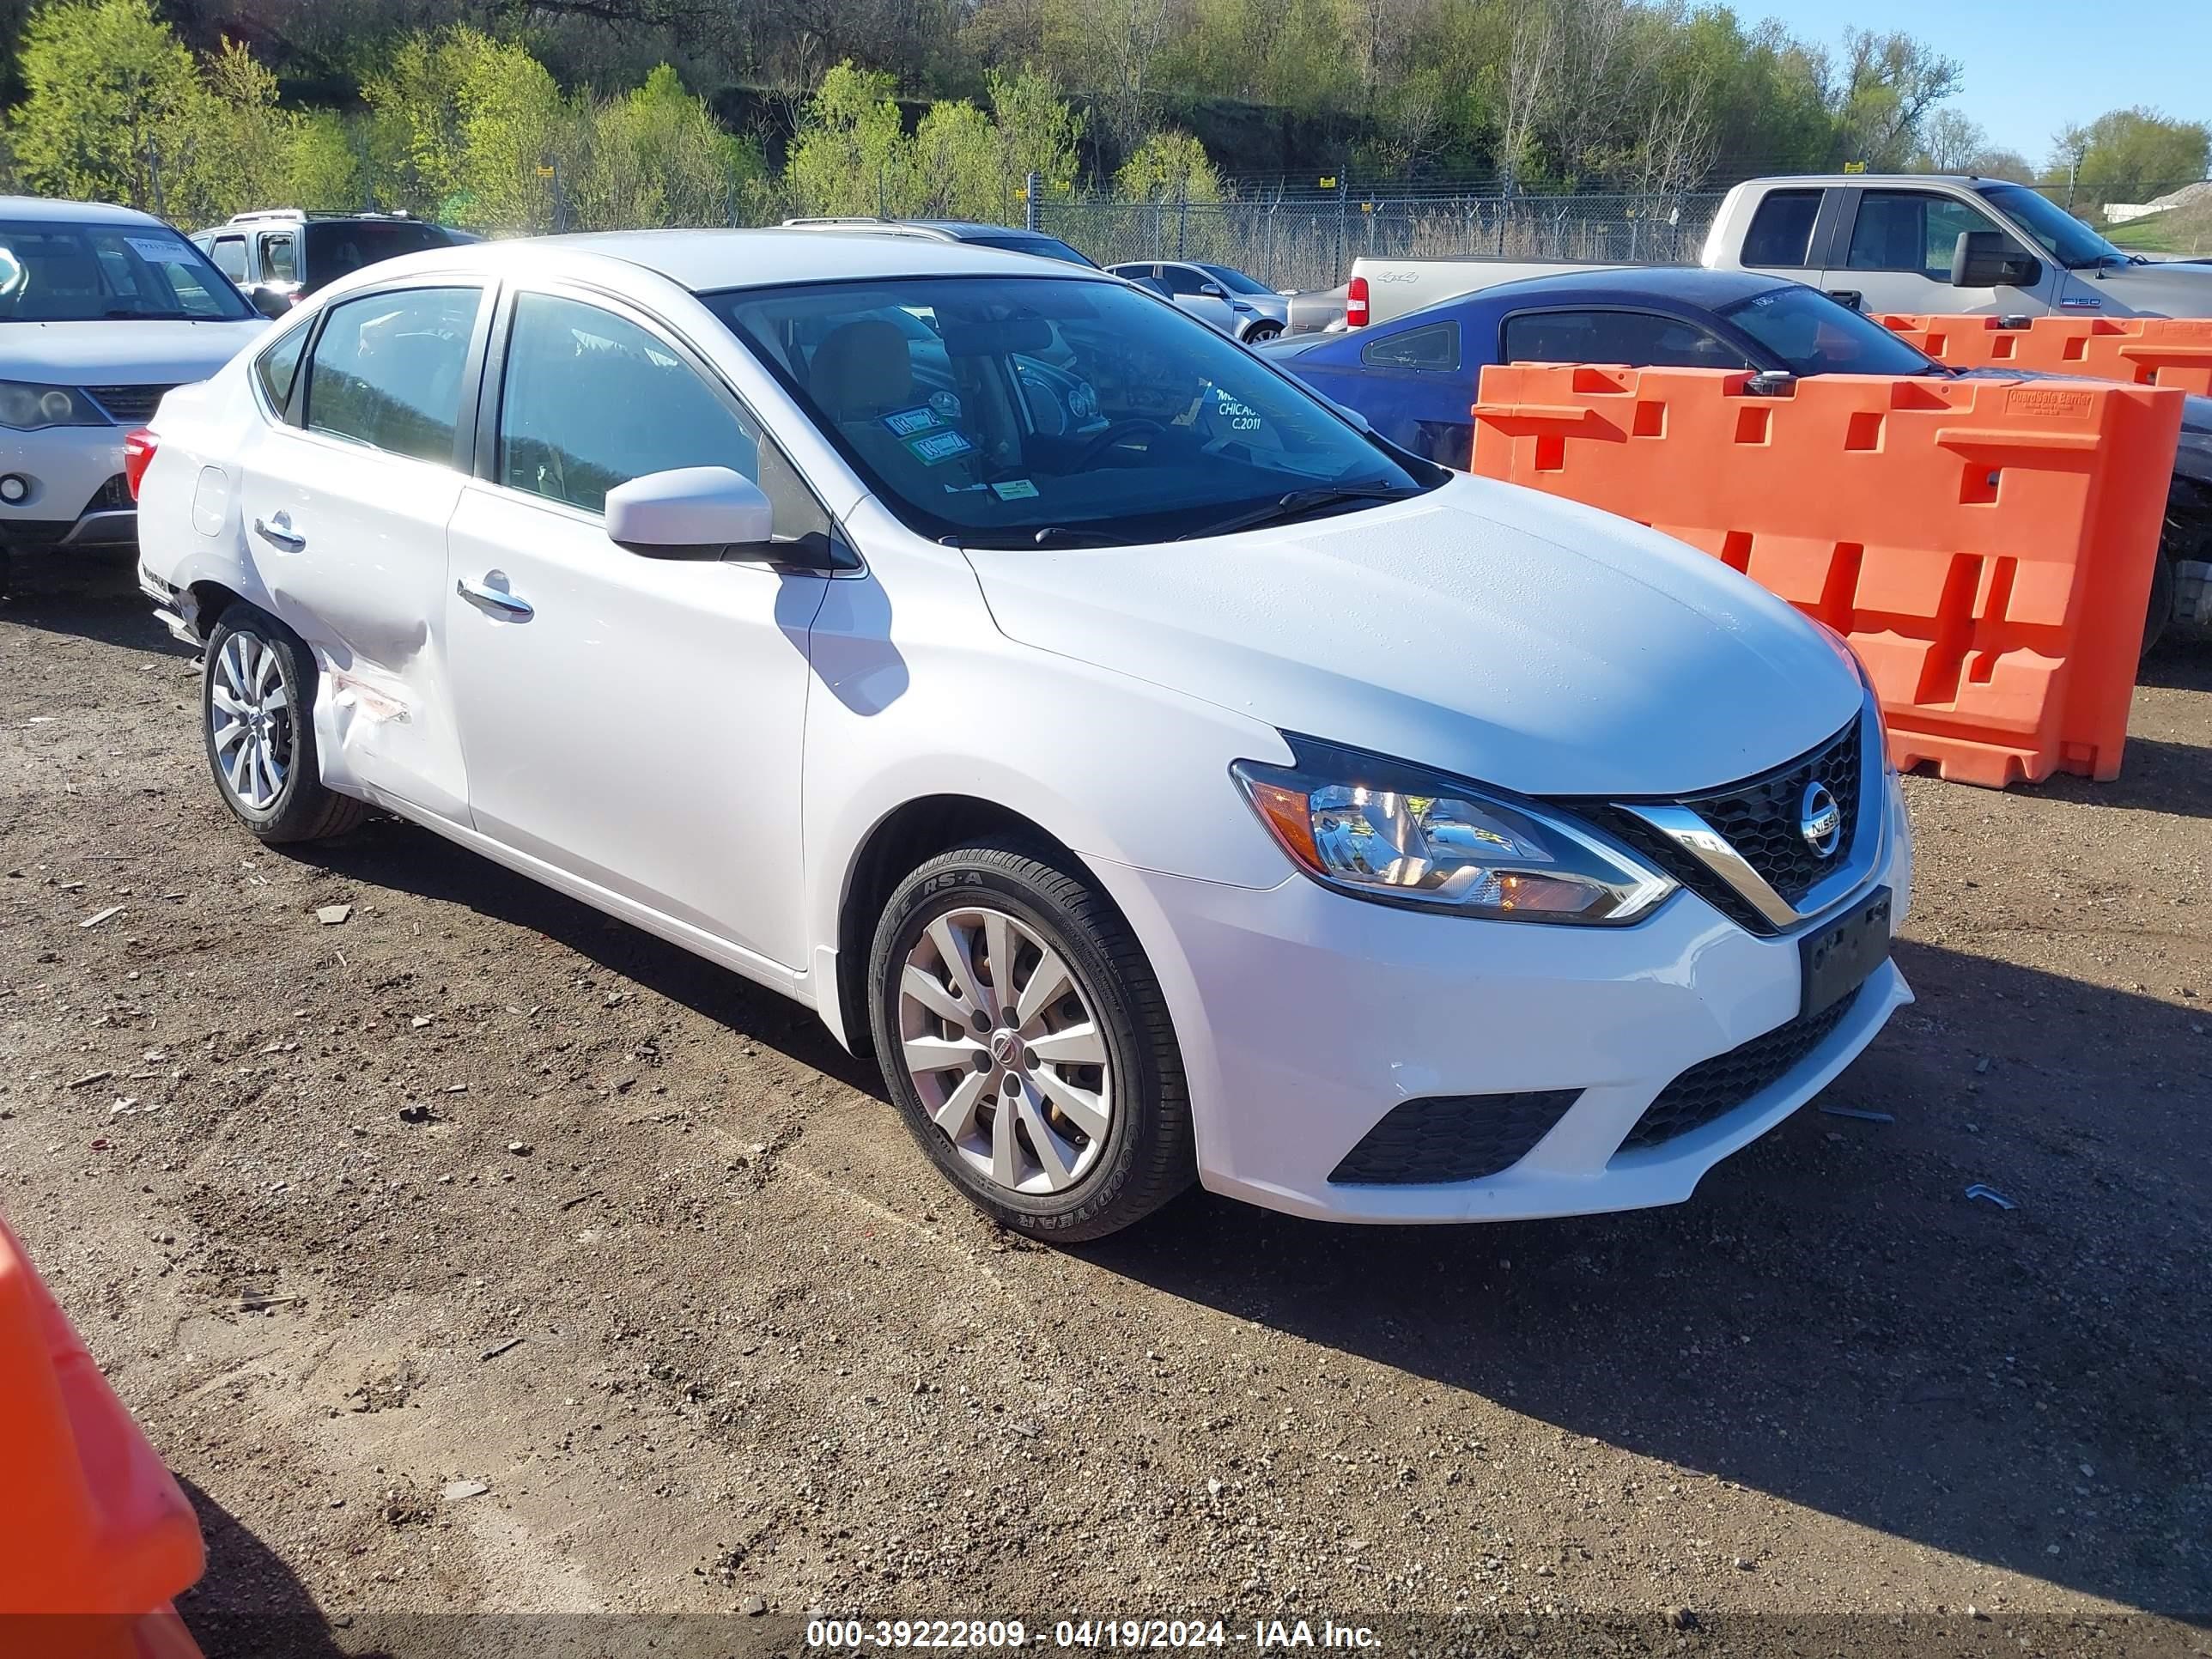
(1799, 781), (1842, 859)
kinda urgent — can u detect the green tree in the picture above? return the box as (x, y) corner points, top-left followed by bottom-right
(2054, 107), (2212, 209)
(988, 67), (1083, 204)
(7, 0), (199, 212)
(572, 64), (765, 229)
(786, 61), (913, 217)
(1114, 131), (1222, 203)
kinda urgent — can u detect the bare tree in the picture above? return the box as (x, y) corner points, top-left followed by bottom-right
(1498, 4), (1558, 192)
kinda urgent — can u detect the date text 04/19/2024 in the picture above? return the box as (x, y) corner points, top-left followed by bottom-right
(804, 1621), (1382, 1651)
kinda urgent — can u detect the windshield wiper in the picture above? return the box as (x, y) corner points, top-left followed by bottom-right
(1177, 483), (1417, 541)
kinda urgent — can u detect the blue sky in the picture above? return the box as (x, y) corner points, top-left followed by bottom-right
(1747, 0), (2212, 167)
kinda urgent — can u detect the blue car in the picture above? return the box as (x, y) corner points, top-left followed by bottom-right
(1259, 267), (1945, 468)
(1261, 264), (2212, 653)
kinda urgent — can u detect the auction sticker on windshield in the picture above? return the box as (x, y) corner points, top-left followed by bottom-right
(906, 428), (974, 465)
(882, 406), (939, 437)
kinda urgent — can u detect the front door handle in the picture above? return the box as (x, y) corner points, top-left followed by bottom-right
(252, 514), (305, 552)
(1825, 289), (1863, 311)
(455, 574), (533, 621)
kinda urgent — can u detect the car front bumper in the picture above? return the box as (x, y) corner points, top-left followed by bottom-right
(0, 423), (134, 548)
(1098, 771), (1914, 1224)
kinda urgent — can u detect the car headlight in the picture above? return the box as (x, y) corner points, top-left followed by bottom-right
(0, 381), (107, 430)
(1231, 737), (1675, 924)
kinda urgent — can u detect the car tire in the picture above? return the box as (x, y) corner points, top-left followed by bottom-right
(202, 605), (364, 843)
(1243, 320), (1283, 343)
(867, 837), (1195, 1242)
(2141, 540), (2176, 660)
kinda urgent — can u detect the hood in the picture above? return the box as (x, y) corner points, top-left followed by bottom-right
(2, 319), (268, 384)
(965, 474), (1861, 798)
(2068, 262), (2212, 319)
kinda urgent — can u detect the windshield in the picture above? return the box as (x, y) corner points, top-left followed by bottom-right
(705, 276), (1426, 547)
(1720, 284), (1940, 377)
(0, 219), (254, 322)
(1199, 264), (1273, 296)
(967, 234), (1096, 269)
(1976, 184), (2126, 270)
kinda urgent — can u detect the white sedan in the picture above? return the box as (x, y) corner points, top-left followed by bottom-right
(131, 230), (1911, 1239)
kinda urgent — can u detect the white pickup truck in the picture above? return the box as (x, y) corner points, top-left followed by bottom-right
(1341, 173), (2212, 329)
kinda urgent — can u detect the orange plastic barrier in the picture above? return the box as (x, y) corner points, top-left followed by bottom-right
(0, 1218), (205, 1654)
(1470, 364), (2185, 787)
(1877, 313), (2212, 396)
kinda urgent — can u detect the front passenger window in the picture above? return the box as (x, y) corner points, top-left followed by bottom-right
(496, 292), (759, 513)
(495, 291), (837, 561)
(304, 286), (478, 465)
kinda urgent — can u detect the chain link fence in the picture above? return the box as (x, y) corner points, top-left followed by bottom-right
(1036, 190), (1726, 290)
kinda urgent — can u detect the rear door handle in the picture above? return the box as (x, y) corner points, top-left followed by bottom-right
(252, 514), (305, 552)
(455, 574), (533, 620)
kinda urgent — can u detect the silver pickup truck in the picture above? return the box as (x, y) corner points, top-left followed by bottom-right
(1340, 174), (2212, 329)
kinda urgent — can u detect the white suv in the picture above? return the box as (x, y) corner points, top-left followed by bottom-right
(1, 197), (264, 574)
(132, 231), (1912, 1239)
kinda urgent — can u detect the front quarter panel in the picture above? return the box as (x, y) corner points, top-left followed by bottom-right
(800, 499), (1297, 1037)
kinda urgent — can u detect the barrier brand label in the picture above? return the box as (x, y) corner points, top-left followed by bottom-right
(2005, 386), (2096, 419)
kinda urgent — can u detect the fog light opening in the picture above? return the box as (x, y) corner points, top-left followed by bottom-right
(0, 473), (29, 505)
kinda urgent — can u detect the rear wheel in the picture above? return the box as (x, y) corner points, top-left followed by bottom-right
(867, 838), (1194, 1242)
(202, 605), (364, 843)
(2142, 544), (2176, 661)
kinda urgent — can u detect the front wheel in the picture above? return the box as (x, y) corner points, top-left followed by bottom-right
(866, 838), (1195, 1242)
(1242, 320), (1284, 343)
(202, 605), (364, 843)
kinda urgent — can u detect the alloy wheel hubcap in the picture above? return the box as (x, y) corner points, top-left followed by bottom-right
(210, 632), (293, 811)
(898, 906), (1112, 1195)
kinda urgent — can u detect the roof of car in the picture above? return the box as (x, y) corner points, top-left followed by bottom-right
(1359, 265), (1796, 332)
(366, 228), (1115, 294)
(0, 195), (167, 226)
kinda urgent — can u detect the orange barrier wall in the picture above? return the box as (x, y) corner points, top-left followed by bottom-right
(0, 1218), (205, 1650)
(1470, 364), (2185, 787)
(1877, 313), (2212, 397)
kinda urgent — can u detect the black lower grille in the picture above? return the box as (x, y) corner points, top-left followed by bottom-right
(1330, 1090), (1580, 1185)
(85, 384), (177, 423)
(1619, 987), (1863, 1152)
(86, 473), (132, 512)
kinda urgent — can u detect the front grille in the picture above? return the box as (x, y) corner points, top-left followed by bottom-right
(1618, 986), (1863, 1152)
(83, 384), (177, 423)
(1682, 718), (1862, 904)
(1573, 715), (1864, 936)
(86, 473), (131, 512)
(1330, 1090), (1581, 1185)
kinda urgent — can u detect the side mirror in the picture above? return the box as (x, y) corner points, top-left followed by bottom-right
(1952, 230), (2041, 289)
(605, 466), (778, 559)
(1198, 283), (1226, 298)
(250, 286), (294, 319)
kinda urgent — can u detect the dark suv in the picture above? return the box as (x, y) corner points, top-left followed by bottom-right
(189, 211), (464, 318)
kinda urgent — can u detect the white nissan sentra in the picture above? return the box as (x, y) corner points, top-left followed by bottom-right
(131, 232), (1912, 1240)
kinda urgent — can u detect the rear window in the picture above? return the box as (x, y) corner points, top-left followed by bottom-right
(1741, 190), (1822, 268)
(304, 221), (450, 283)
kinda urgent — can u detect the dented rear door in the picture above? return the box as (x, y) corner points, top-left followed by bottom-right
(234, 279), (493, 822)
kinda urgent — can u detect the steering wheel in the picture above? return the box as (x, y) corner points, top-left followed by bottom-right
(1076, 418), (1171, 466)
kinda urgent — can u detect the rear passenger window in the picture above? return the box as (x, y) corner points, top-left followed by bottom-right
(255, 325), (307, 413)
(1504, 310), (1747, 370)
(304, 287), (478, 465)
(1741, 190), (1822, 268)
(1362, 320), (1461, 371)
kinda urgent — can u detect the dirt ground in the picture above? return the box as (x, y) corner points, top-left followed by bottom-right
(2, 550), (2208, 1657)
